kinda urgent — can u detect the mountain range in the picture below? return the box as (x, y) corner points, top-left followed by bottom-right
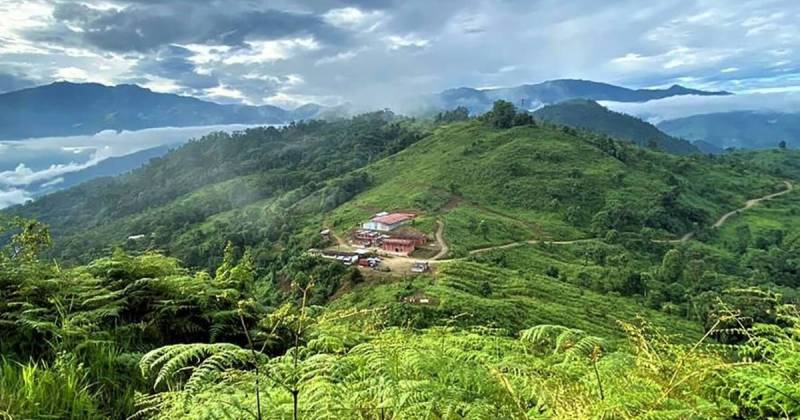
(658, 111), (800, 150)
(0, 79), (733, 141)
(431, 79), (731, 113)
(0, 82), (322, 140)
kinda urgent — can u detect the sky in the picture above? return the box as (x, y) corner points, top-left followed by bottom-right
(1, 0), (799, 109)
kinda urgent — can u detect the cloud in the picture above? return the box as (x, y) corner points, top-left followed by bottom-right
(0, 151), (114, 187)
(383, 34), (430, 51)
(601, 91), (800, 122)
(0, 0), (798, 110)
(0, 124), (266, 185)
(54, 66), (89, 81)
(222, 38), (320, 65)
(41, 2), (345, 53)
(0, 123), (275, 208)
(0, 188), (31, 208)
(134, 45), (219, 90)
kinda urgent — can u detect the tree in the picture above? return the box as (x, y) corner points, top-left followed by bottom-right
(228, 248), (256, 291)
(659, 249), (684, 283)
(477, 219), (489, 240)
(512, 111), (535, 126)
(619, 272), (646, 296)
(778, 140), (787, 149)
(435, 106), (470, 123)
(485, 100), (516, 129)
(215, 241), (236, 283)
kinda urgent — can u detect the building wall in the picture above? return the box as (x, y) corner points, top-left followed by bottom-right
(381, 242), (415, 255)
(362, 220), (408, 231)
(362, 221), (390, 231)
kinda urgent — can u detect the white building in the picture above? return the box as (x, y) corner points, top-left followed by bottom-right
(361, 212), (415, 231)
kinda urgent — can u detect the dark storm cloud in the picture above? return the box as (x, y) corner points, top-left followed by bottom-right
(44, 1), (348, 52)
(134, 45), (218, 90)
(3, 0), (800, 110)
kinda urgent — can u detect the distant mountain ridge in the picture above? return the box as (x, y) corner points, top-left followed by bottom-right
(432, 79), (731, 113)
(533, 99), (700, 155)
(658, 111), (800, 150)
(0, 82), (323, 140)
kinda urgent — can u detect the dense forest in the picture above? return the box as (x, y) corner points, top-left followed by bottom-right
(532, 99), (699, 155)
(8, 111), (428, 269)
(3, 103), (800, 419)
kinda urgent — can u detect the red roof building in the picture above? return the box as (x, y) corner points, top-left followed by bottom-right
(381, 238), (415, 255)
(392, 230), (427, 246)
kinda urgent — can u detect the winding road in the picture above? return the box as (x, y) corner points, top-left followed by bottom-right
(450, 180), (795, 256)
(712, 181), (793, 228)
(327, 181), (794, 271)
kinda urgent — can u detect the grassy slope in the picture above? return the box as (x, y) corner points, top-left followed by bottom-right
(327, 121), (782, 252)
(331, 260), (702, 342)
(324, 123), (800, 342)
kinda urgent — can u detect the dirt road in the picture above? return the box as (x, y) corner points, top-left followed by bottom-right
(430, 220), (449, 260)
(464, 180), (794, 253)
(334, 181), (795, 271)
(712, 181), (793, 228)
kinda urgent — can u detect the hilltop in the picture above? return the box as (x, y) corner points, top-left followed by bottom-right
(0, 81), (322, 139)
(532, 99), (699, 155)
(326, 117), (778, 251)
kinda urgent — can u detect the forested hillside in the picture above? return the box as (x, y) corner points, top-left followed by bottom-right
(8, 111), (427, 268)
(3, 104), (800, 419)
(533, 99), (699, 155)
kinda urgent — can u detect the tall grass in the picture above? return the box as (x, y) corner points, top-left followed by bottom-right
(0, 355), (101, 419)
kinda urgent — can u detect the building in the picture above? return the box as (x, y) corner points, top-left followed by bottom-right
(353, 229), (381, 246)
(362, 212), (415, 232)
(392, 230), (427, 246)
(381, 238), (415, 255)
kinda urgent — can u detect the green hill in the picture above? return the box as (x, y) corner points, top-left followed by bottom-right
(532, 99), (699, 155)
(7, 111), (790, 269)
(327, 118), (779, 253)
(4, 110), (800, 420)
(6, 111), (428, 267)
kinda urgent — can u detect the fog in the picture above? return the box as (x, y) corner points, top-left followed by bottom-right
(0, 124), (266, 208)
(601, 91), (800, 124)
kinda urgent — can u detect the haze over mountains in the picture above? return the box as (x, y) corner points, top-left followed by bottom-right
(658, 111), (800, 150)
(431, 79), (731, 113)
(1, 79), (734, 141)
(0, 82), (322, 140)
(0, 78), (793, 208)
